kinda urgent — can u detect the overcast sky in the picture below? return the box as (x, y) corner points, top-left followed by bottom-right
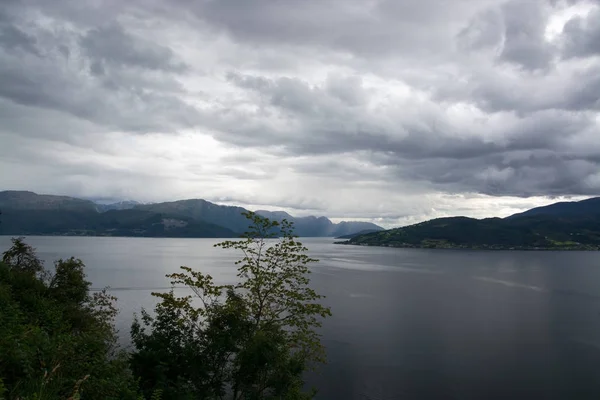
(1, 0), (599, 227)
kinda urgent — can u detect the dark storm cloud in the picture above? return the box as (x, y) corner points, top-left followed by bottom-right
(434, 62), (600, 114)
(561, 7), (600, 58)
(0, 56), (200, 133)
(0, 23), (39, 56)
(222, 66), (600, 198)
(497, 1), (555, 70)
(80, 22), (188, 73)
(458, 0), (559, 71)
(457, 9), (504, 52)
(226, 71), (591, 153)
(177, 0), (497, 59)
(0, 2), (199, 134)
(0, 0), (600, 214)
(368, 147), (600, 198)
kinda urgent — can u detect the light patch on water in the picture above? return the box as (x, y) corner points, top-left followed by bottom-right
(329, 257), (370, 264)
(323, 260), (442, 274)
(473, 276), (547, 293)
(394, 266), (442, 274)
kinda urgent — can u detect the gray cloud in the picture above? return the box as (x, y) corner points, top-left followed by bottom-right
(0, 5), (200, 134)
(469, 64), (600, 113)
(177, 0), (498, 61)
(562, 7), (600, 58)
(0, 23), (39, 56)
(497, 1), (555, 70)
(457, 9), (504, 52)
(80, 22), (188, 73)
(0, 0), (599, 225)
(0, 55), (199, 133)
(390, 150), (600, 197)
(457, 1), (557, 71)
(221, 68), (600, 197)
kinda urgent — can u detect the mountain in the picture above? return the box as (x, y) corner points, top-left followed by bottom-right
(0, 208), (238, 238)
(507, 197), (600, 219)
(0, 193), (245, 237)
(96, 200), (141, 212)
(136, 200), (253, 233)
(0, 191), (381, 238)
(0, 191), (97, 212)
(335, 229), (382, 239)
(255, 210), (383, 237)
(331, 221), (384, 237)
(342, 197), (600, 250)
(254, 210), (294, 220)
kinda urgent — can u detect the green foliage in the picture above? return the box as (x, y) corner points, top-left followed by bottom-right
(0, 238), (139, 400)
(348, 215), (600, 250)
(1, 214), (333, 400)
(2, 238), (45, 277)
(0, 378), (6, 400)
(0, 209), (239, 238)
(216, 212), (331, 365)
(131, 211), (331, 399)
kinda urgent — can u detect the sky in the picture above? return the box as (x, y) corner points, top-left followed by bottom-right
(0, 0), (599, 228)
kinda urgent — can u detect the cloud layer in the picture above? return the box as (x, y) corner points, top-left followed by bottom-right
(1, 0), (599, 226)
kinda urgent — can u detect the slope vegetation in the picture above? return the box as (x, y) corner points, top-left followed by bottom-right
(0, 191), (381, 238)
(343, 198), (600, 250)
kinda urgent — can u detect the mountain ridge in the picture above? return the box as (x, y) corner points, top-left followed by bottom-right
(96, 200), (141, 212)
(507, 197), (600, 219)
(0, 190), (98, 212)
(341, 197), (600, 250)
(0, 191), (383, 238)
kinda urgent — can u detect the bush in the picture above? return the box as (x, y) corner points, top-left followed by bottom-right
(0, 238), (139, 400)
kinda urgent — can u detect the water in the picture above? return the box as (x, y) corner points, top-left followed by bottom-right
(2, 236), (600, 399)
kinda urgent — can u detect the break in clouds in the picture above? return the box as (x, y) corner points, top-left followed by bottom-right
(0, 0), (599, 227)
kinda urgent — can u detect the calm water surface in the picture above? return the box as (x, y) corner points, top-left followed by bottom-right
(2, 236), (600, 399)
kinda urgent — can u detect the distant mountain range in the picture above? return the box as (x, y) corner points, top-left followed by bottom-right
(334, 229), (382, 239)
(341, 197), (600, 250)
(0, 191), (383, 238)
(255, 210), (379, 237)
(96, 200), (141, 212)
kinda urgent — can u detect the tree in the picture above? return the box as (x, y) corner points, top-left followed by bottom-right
(2, 237), (45, 277)
(0, 238), (139, 400)
(131, 211), (331, 399)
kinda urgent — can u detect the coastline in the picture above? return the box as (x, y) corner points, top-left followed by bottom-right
(334, 241), (600, 251)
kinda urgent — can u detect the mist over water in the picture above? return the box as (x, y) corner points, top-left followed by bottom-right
(3, 236), (600, 399)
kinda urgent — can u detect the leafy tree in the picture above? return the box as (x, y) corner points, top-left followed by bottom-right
(0, 237), (139, 400)
(2, 237), (45, 277)
(131, 211), (331, 399)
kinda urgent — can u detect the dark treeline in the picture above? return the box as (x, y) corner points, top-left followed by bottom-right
(0, 212), (331, 400)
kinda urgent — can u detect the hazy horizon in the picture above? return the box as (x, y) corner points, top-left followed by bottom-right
(3, 188), (595, 229)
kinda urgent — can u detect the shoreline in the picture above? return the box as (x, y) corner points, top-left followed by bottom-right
(334, 241), (600, 251)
